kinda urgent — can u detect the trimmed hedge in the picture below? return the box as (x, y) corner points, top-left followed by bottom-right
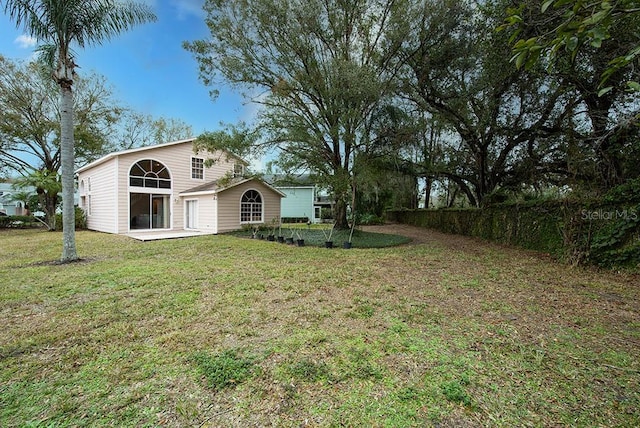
(0, 207), (87, 230)
(281, 217), (309, 224)
(0, 215), (42, 229)
(387, 200), (640, 268)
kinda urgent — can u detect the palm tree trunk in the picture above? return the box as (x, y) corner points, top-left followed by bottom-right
(60, 83), (78, 262)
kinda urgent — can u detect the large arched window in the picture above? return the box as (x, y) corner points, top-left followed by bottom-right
(129, 159), (171, 189)
(129, 160), (171, 230)
(240, 190), (263, 223)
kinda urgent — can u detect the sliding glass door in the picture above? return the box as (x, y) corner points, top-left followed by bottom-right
(130, 193), (170, 230)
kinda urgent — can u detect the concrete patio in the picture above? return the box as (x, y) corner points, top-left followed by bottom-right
(125, 230), (217, 241)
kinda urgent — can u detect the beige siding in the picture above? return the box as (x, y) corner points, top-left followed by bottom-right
(113, 142), (237, 233)
(262, 186), (282, 227)
(195, 196), (218, 232)
(115, 155), (129, 233)
(77, 140), (258, 235)
(217, 181), (282, 233)
(78, 158), (118, 233)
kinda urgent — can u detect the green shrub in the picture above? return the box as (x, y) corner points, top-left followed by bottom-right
(281, 217), (309, 223)
(241, 223), (267, 233)
(0, 215), (40, 229)
(54, 207), (87, 230)
(320, 207), (333, 220)
(603, 178), (640, 203)
(588, 204), (640, 268)
(357, 213), (385, 225)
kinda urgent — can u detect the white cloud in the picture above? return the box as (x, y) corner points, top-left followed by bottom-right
(14, 34), (37, 49)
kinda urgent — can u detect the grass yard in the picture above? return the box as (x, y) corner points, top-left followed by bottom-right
(0, 226), (638, 427)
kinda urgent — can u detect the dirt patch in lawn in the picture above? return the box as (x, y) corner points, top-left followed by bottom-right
(362, 222), (453, 245)
(362, 222), (549, 255)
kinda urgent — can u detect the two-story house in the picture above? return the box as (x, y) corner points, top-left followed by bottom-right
(75, 138), (284, 236)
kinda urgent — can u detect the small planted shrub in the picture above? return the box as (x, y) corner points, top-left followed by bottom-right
(192, 349), (255, 390)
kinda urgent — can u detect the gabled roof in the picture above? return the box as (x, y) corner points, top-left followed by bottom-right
(180, 177), (286, 198)
(75, 138), (247, 174)
(76, 138), (195, 174)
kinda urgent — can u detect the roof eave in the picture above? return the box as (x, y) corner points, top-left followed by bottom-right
(179, 190), (218, 197)
(76, 137), (198, 174)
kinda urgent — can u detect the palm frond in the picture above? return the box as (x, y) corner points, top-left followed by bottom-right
(35, 43), (57, 69)
(2, 0), (157, 48)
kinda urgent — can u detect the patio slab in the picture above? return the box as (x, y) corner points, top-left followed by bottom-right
(125, 230), (217, 241)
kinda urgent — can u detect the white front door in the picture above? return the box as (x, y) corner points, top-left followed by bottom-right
(185, 200), (198, 229)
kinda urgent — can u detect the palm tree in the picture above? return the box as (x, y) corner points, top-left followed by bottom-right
(1, 0), (156, 262)
(13, 169), (61, 230)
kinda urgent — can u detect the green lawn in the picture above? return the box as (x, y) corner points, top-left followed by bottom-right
(1, 228), (638, 427)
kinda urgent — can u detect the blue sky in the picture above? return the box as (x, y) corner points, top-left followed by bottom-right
(0, 0), (251, 137)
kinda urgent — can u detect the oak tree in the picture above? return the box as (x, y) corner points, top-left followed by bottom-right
(185, 0), (412, 227)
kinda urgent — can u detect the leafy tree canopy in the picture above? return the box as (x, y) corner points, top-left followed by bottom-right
(185, 0), (413, 227)
(503, 0), (640, 95)
(0, 56), (123, 176)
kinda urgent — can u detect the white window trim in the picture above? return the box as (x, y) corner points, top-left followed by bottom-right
(82, 178), (93, 217)
(191, 157), (205, 180)
(127, 159), (174, 232)
(239, 188), (264, 224)
(184, 199), (199, 230)
(233, 163), (244, 178)
(129, 159), (172, 190)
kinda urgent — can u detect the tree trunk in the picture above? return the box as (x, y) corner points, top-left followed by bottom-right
(45, 192), (57, 231)
(424, 178), (432, 209)
(334, 196), (349, 229)
(60, 83), (78, 262)
(583, 96), (611, 188)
